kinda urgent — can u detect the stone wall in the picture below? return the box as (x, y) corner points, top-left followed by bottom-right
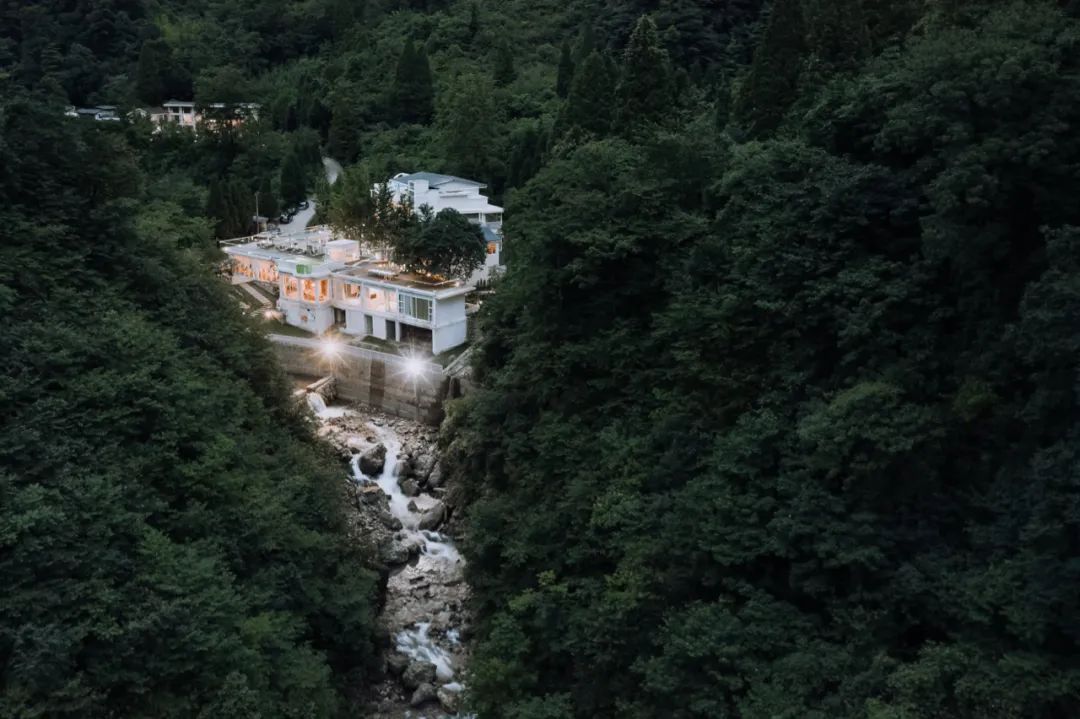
(270, 335), (449, 425)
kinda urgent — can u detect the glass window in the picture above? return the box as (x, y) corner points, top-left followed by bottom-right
(283, 275), (299, 299)
(302, 279), (316, 302)
(319, 279), (329, 302)
(398, 294), (432, 322)
(343, 283), (360, 301)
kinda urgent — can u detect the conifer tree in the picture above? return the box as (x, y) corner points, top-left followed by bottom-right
(733, 0), (806, 136)
(556, 40), (574, 98)
(803, 0), (870, 70)
(279, 151), (307, 208)
(257, 176), (279, 220)
(134, 39), (168, 105)
(560, 51), (616, 137)
(576, 22), (597, 61)
(615, 16), (674, 134)
(205, 179), (230, 238)
(390, 38), (435, 124)
(328, 95), (360, 162)
(493, 41), (517, 86)
(467, 2), (480, 38)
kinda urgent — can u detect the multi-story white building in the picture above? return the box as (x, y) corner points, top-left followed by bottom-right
(385, 172), (504, 227)
(382, 172), (505, 285)
(223, 228), (473, 354)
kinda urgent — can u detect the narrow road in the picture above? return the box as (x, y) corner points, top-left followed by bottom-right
(277, 156), (343, 234)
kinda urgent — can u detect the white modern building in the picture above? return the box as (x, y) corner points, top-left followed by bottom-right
(382, 172), (505, 285)
(161, 100), (260, 130)
(384, 172), (504, 228)
(223, 228), (473, 354)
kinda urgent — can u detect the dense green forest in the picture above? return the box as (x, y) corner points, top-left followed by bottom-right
(4, 0), (1080, 717)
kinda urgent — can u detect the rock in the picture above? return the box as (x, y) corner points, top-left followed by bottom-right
(411, 452), (436, 480)
(437, 686), (462, 714)
(407, 500), (419, 512)
(402, 661), (437, 689)
(358, 484), (387, 506)
(426, 461), (444, 489)
(378, 509), (403, 531)
(410, 682), (438, 707)
(379, 541), (410, 566)
(393, 456), (412, 477)
(398, 477), (420, 497)
(385, 653), (410, 677)
(418, 501), (446, 531)
(359, 443), (387, 476)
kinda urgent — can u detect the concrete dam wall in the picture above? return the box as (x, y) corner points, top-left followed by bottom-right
(270, 335), (449, 425)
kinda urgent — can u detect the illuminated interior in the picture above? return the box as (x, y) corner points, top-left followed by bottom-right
(283, 275), (299, 299)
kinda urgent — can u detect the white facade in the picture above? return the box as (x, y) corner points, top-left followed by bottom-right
(224, 229), (473, 355)
(384, 172), (504, 228)
(161, 100), (260, 130)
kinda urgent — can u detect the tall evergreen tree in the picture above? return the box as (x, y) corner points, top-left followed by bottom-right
(328, 95), (360, 162)
(279, 151), (307, 208)
(559, 51), (617, 137)
(493, 41), (517, 86)
(389, 38), (435, 124)
(734, 0), (806, 136)
(614, 16), (674, 134)
(556, 40), (574, 98)
(576, 22), (597, 61)
(134, 39), (167, 105)
(467, 1), (480, 38)
(257, 175), (279, 220)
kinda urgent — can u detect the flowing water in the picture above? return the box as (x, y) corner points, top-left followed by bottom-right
(316, 403), (471, 717)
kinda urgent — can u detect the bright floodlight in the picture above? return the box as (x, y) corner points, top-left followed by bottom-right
(404, 356), (425, 378)
(320, 337), (343, 360)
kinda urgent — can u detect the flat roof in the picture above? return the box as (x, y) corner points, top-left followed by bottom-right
(392, 171), (486, 189)
(333, 260), (473, 297)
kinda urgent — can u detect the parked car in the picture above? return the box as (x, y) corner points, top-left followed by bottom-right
(297, 200), (309, 210)
(278, 212), (294, 224)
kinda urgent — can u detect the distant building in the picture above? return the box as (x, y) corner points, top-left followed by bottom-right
(384, 172), (504, 228)
(381, 171), (505, 285)
(65, 105), (120, 122)
(159, 100), (260, 130)
(223, 227), (473, 354)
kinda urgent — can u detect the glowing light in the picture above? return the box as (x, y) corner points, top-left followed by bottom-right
(404, 356), (425, 378)
(321, 337), (344, 360)
(263, 309), (275, 319)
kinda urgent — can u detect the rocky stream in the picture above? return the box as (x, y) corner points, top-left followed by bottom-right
(310, 396), (473, 719)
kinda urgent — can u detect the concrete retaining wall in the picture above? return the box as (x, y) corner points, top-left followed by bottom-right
(270, 335), (449, 425)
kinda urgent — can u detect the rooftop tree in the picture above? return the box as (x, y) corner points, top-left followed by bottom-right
(394, 208), (485, 280)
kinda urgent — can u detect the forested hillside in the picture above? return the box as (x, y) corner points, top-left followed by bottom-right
(0, 65), (377, 719)
(443, 1), (1080, 717)
(4, 0), (1080, 717)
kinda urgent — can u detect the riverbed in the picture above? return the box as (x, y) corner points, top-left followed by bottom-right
(311, 398), (472, 718)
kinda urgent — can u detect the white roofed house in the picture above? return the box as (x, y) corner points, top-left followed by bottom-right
(380, 171), (506, 285)
(384, 172), (504, 229)
(160, 100), (260, 130)
(222, 227), (474, 355)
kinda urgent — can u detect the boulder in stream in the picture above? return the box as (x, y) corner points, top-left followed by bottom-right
(409, 682), (438, 707)
(398, 477), (420, 497)
(402, 660), (436, 689)
(418, 501), (446, 531)
(379, 540), (412, 566)
(426, 461), (445, 489)
(411, 452), (436, 481)
(385, 652), (409, 677)
(359, 443), (387, 476)
(437, 685), (463, 714)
